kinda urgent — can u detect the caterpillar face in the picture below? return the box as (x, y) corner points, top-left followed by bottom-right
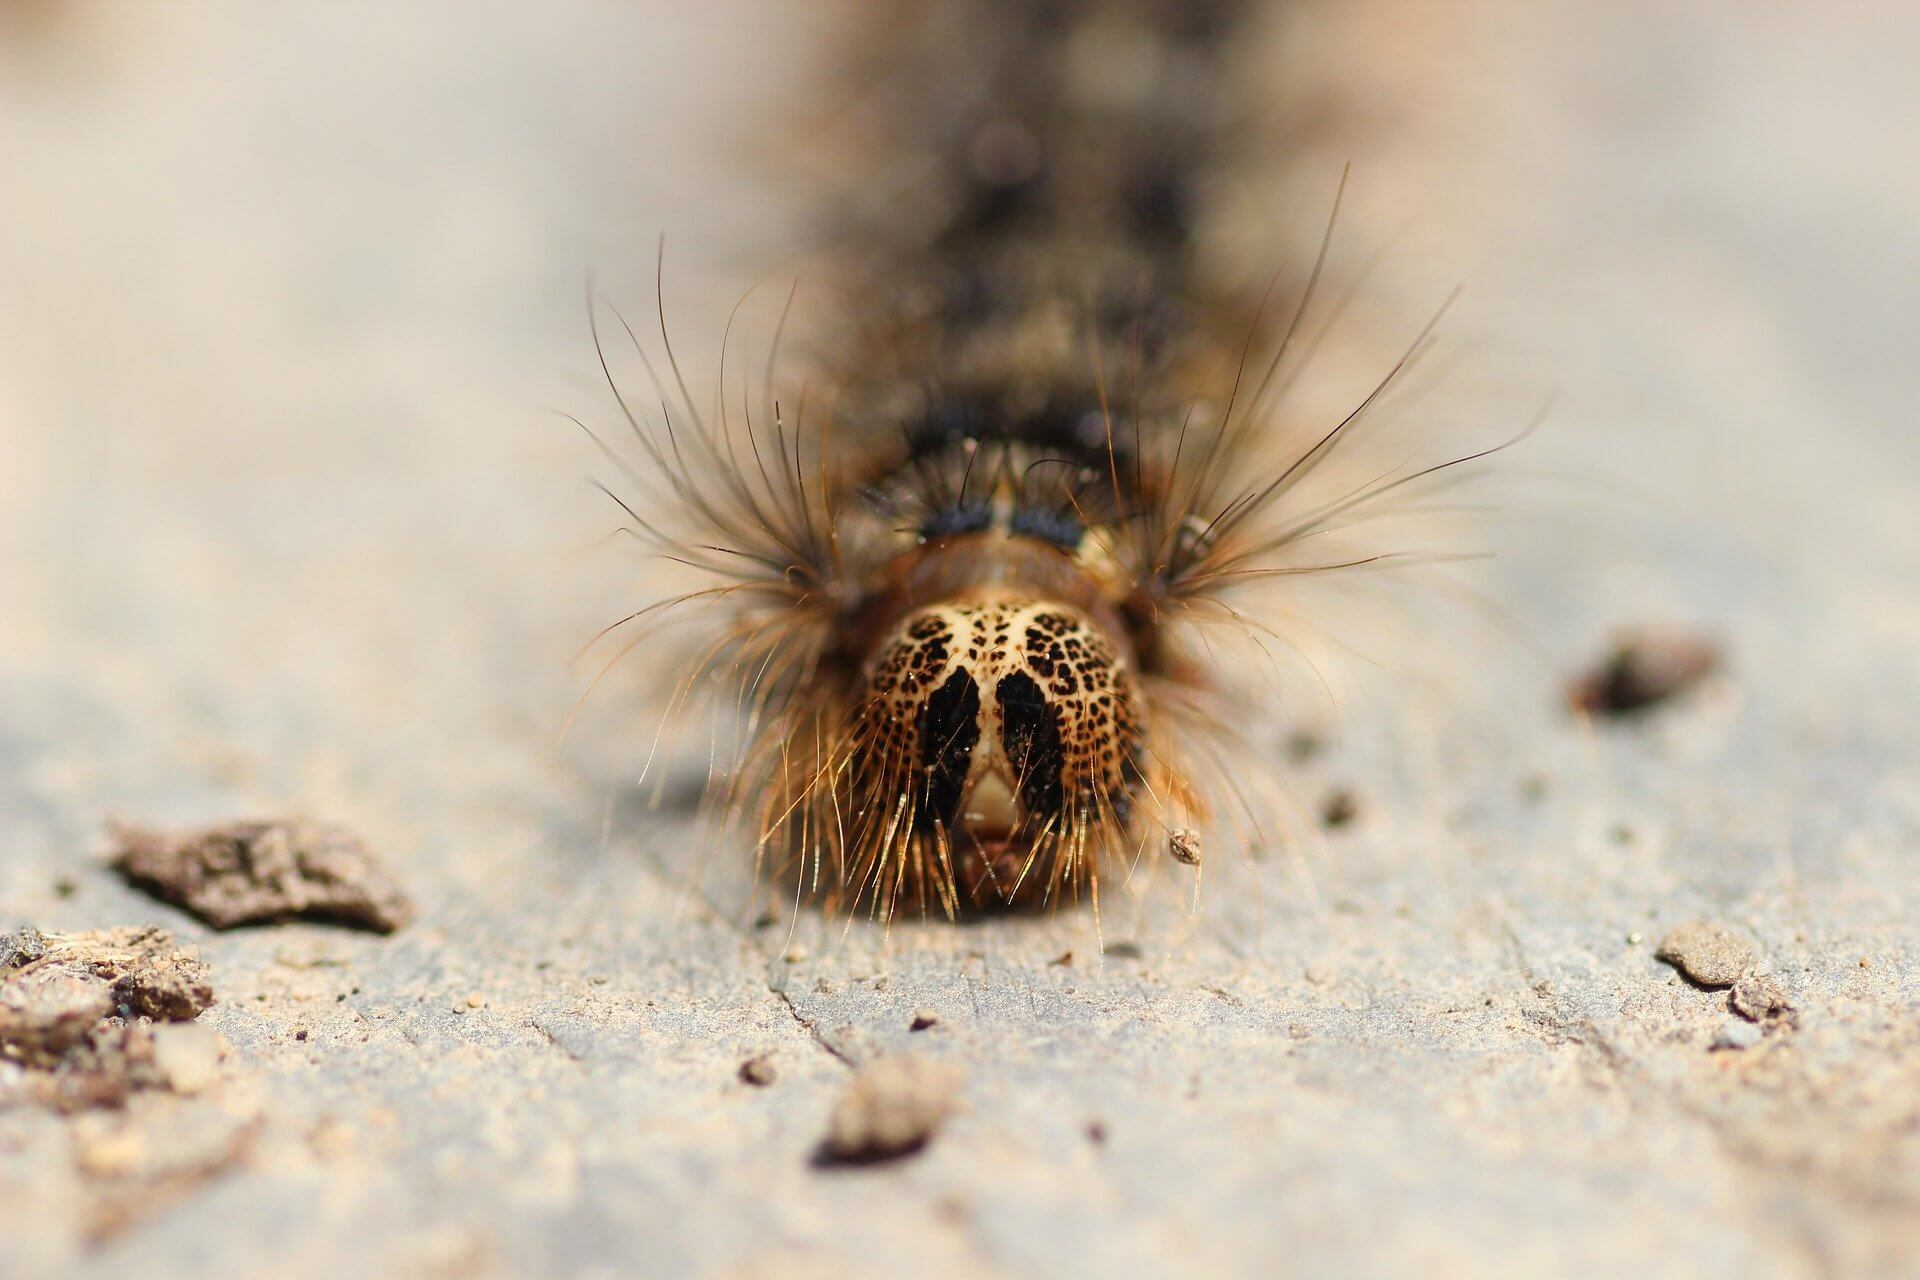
(859, 596), (1147, 906)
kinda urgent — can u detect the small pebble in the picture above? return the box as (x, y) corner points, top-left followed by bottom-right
(822, 1055), (964, 1163)
(1626, 931), (1643, 945)
(1711, 1020), (1763, 1052)
(909, 1009), (939, 1032)
(1568, 629), (1721, 717)
(1655, 921), (1755, 988)
(738, 1055), (777, 1087)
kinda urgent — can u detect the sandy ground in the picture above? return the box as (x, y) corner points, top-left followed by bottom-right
(3, 2), (1919, 1277)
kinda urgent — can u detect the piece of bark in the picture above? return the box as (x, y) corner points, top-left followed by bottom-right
(111, 819), (414, 933)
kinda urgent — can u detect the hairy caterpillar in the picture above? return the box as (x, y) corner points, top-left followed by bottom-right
(577, 0), (1515, 925)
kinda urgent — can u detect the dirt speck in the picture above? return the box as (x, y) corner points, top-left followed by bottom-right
(111, 819), (414, 933)
(1656, 921), (1756, 988)
(909, 1009), (940, 1032)
(1166, 828), (1202, 866)
(820, 1055), (964, 1164)
(1729, 972), (1795, 1026)
(1320, 789), (1360, 829)
(1568, 629), (1721, 717)
(1283, 731), (1324, 763)
(738, 1054), (777, 1087)
(0, 927), (220, 1111)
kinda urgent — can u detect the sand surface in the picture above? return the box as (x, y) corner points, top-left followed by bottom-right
(3, 3), (1918, 1276)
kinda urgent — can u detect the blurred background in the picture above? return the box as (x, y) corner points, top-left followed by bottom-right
(4, 2), (1919, 1276)
(5, 1), (1917, 768)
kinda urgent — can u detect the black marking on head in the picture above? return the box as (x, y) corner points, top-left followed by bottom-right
(996, 672), (1065, 817)
(917, 669), (981, 830)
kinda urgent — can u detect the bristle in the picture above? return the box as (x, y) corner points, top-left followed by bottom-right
(583, 0), (1518, 925)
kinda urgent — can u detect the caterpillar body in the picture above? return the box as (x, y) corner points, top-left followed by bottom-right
(583, 0), (1503, 924)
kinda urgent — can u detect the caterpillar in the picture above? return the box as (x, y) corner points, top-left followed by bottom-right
(578, 0), (1513, 925)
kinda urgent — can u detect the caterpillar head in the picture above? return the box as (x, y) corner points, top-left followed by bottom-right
(856, 595), (1148, 907)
